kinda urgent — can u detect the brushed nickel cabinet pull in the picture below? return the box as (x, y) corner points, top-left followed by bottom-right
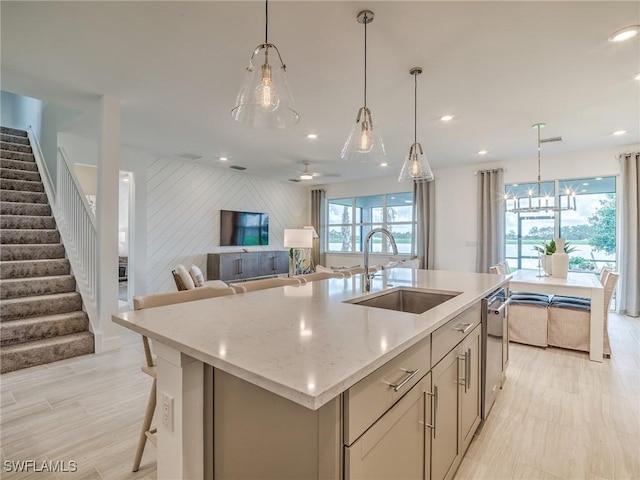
(387, 368), (421, 392)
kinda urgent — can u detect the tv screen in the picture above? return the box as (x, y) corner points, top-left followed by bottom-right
(220, 210), (269, 246)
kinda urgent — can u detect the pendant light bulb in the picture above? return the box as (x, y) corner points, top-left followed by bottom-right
(410, 153), (421, 177)
(256, 62), (279, 111)
(358, 122), (373, 152)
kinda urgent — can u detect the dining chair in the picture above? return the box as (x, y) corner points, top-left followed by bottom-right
(547, 272), (619, 357)
(131, 286), (235, 472)
(230, 277), (302, 293)
(294, 271), (346, 283)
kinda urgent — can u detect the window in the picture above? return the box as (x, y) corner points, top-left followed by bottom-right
(505, 176), (616, 272)
(327, 193), (414, 254)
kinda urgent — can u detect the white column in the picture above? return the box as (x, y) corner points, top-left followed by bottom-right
(97, 95), (121, 352)
(155, 343), (205, 479)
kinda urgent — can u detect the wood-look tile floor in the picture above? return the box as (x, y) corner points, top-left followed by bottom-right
(456, 312), (640, 480)
(1, 314), (638, 479)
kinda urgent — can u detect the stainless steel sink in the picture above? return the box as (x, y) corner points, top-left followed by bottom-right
(346, 288), (460, 314)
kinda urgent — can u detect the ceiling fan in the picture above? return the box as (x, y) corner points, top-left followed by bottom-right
(288, 161), (341, 182)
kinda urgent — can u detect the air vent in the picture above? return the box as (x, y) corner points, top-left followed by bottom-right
(541, 136), (562, 144)
(230, 165), (247, 171)
(176, 152), (203, 160)
(288, 178), (301, 183)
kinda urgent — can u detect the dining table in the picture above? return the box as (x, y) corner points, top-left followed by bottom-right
(509, 269), (605, 362)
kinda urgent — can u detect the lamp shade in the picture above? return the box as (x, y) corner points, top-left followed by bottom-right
(303, 225), (319, 238)
(231, 44), (299, 129)
(284, 228), (313, 248)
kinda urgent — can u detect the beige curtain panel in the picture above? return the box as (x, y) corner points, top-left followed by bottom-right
(618, 152), (640, 317)
(310, 188), (325, 268)
(413, 179), (435, 269)
(476, 168), (505, 273)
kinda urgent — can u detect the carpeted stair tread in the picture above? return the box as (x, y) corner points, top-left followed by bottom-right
(1, 229), (60, 244)
(0, 331), (94, 373)
(0, 311), (89, 346)
(1, 215), (56, 229)
(0, 134), (29, 145)
(1, 292), (82, 321)
(1, 244), (65, 261)
(0, 167), (41, 182)
(1, 190), (47, 204)
(1, 275), (76, 300)
(0, 178), (44, 192)
(0, 127), (28, 137)
(0, 158), (38, 171)
(0, 150), (35, 162)
(0, 141), (32, 154)
(0, 258), (70, 279)
(0, 201), (51, 216)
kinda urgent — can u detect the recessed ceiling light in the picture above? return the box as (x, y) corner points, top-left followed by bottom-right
(440, 115), (454, 122)
(636, 73), (640, 80)
(380, 162), (388, 167)
(613, 130), (627, 136)
(609, 25), (640, 42)
(219, 157), (228, 161)
(477, 150), (488, 155)
(306, 134), (318, 139)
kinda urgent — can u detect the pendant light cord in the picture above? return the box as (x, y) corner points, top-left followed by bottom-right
(537, 124), (541, 196)
(414, 72), (418, 145)
(363, 13), (368, 108)
(265, 0), (269, 44)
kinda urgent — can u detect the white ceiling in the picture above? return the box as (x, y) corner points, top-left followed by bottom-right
(2, 1), (639, 184)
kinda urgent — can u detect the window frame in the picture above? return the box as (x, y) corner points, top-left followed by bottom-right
(504, 175), (618, 272)
(326, 193), (415, 255)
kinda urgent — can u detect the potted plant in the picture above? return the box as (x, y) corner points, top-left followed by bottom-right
(533, 239), (576, 275)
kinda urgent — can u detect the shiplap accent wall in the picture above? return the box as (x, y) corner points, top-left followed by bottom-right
(146, 157), (308, 293)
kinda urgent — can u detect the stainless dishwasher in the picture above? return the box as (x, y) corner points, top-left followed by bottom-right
(481, 288), (507, 419)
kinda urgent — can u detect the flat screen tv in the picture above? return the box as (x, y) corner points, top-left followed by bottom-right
(220, 210), (269, 246)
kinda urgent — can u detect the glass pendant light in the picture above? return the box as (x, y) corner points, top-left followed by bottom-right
(231, 0), (299, 129)
(341, 10), (386, 163)
(398, 67), (434, 182)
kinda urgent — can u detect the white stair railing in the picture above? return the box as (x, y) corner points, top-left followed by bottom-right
(27, 127), (98, 330)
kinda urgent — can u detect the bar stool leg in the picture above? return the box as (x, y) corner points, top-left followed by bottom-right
(133, 378), (157, 472)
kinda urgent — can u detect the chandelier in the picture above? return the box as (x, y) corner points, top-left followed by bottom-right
(505, 123), (576, 214)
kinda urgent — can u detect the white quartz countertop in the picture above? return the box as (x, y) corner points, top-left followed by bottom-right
(113, 269), (509, 410)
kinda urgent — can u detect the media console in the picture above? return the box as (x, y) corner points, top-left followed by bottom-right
(207, 251), (289, 282)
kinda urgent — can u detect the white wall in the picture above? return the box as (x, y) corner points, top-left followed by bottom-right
(1, 91), (42, 137)
(146, 157), (308, 293)
(321, 144), (638, 273)
(59, 132), (309, 294)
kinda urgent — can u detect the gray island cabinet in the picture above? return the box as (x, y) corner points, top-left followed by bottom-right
(113, 269), (509, 479)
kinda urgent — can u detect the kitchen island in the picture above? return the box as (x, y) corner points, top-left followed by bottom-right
(113, 268), (509, 479)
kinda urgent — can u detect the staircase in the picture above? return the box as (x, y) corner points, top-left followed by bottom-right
(0, 126), (94, 374)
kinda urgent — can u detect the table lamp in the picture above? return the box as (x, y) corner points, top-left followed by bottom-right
(284, 228), (313, 276)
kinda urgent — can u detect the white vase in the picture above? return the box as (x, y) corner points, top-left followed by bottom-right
(542, 254), (553, 275)
(552, 238), (569, 278)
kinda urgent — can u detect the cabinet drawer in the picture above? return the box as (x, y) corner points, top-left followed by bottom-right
(345, 377), (426, 480)
(344, 336), (430, 446)
(431, 302), (481, 367)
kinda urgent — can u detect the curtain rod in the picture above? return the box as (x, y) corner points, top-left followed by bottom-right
(473, 167), (506, 175)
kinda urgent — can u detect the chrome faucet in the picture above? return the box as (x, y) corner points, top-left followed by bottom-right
(363, 228), (398, 292)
